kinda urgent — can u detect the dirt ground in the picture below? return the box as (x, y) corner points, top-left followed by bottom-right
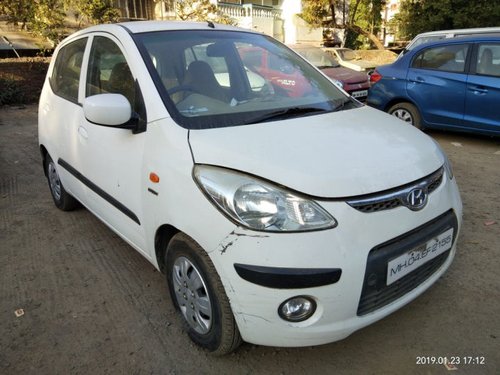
(0, 105), (498, 375)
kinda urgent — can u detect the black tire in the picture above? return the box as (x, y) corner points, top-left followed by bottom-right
(388, 102), (422, 129)
(44, 155), (79, 211)
(165, 233), (241, 355)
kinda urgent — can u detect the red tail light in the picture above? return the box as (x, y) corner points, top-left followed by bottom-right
(370, 70), (382, 84)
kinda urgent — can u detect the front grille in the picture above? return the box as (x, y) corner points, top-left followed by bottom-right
(357, 210), (458, 316)
(347, 167), (444, 213)
(353, 197), (401, 213)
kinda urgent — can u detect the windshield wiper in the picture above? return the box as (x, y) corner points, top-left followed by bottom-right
(333, 98), (353, 112)
(244, 107), (328, 125)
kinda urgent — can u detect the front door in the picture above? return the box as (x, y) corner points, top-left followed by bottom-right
(77, 34), (147, 254)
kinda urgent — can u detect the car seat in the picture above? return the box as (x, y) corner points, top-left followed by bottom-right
(183, 61), (228, 102)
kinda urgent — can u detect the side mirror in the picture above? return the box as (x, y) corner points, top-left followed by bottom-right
(83, 94), (132, 126)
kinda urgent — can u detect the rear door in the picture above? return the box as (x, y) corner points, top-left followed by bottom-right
(41, 37), (89, 199)
(464, 42), (500, 134)
(406, 43), (470, 128)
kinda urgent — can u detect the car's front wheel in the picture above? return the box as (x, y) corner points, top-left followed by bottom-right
(165, 233), (241, 355)
(388, 102), (422, 129)
(44, 155), (79, 211)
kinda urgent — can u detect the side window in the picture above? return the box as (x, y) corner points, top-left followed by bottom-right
(51, 38), (87, 102)
(476, 44), (500, 77)
(412, 44), (469, 73)
(86, 36), (136, 108)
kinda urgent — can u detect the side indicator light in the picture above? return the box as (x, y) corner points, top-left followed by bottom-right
(149, 172), (160, 183)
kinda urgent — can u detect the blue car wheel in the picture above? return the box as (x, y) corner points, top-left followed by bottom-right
(388, 102), (422, 129)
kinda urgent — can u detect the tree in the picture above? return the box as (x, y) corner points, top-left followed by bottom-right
(0, 0), (66, 44)
(301, 0), (385, 49)
(70, 0), (120, 25)
(0, 0), (120, 45)
(395, 0), (500, 40)
(175, 0), (236, 25)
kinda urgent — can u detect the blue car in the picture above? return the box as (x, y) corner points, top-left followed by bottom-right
(367, 36), (500, 136)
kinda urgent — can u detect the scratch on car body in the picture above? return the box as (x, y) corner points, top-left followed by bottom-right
(217, 229), (269, 254)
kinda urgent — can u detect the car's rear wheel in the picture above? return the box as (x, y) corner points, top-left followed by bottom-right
(44, 155), (79, 211)
(388, 102), (422, 129)
(165, 233), (241, 355)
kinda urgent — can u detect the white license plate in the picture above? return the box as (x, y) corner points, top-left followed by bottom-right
(351, 90), (368, 98)
(386, 228), (454, 285)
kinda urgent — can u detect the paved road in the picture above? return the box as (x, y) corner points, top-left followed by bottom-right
(1, 105), (499, 374)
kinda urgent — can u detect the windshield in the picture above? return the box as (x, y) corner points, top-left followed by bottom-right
(135, 30), (350, 129)
(293, 47), (341, 69)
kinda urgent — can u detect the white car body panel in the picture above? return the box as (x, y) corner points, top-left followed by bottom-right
(189, 106), (443, 197)
(207, 170), (462, 346)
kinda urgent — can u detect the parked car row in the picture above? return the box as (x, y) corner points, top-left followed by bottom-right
(290, 29), (499, 137)
(288, 45), (371, 101)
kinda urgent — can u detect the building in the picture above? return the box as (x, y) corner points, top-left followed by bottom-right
(381, 0), (401, 47)
(112, 0), (323, 44)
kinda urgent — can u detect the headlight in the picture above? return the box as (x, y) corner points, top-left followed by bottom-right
(443, 152), (454, 180)
(432, 139), (454, 180)
(193, 165), (337, 232)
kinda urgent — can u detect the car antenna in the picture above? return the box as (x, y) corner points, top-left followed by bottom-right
(207, 21), (215, 29)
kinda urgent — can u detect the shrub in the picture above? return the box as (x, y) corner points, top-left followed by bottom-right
(0, 77), (25, 106)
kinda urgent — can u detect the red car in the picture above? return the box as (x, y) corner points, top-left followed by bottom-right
(238, 44), (370, 101)
(290, 45), (371, 101)
(238, 46), (313, 97)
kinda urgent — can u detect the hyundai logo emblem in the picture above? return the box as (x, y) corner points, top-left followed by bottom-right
(406, 188), (428, 211)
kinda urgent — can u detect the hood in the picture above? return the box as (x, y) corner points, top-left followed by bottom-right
(321, 66), (369, 84)
(188, 106), (444, 198)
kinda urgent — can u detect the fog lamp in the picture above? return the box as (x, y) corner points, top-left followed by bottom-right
(278, 296), (316, 322)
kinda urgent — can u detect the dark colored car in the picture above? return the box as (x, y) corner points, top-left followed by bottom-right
(368, 36), (500, 136)
(290, 45), (371, 101)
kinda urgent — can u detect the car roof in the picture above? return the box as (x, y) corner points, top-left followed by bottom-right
(118, 20), (246, 34)
(410, 35), (500, 53)
(61, 20), (256, 43)
(414, 26), (500, 37)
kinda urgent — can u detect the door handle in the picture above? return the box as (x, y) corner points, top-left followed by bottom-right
(78, 126), (88, 139)
(410, 76), (425, 83)
(42, 103), (51, 114)
(469, 86), (488, 94)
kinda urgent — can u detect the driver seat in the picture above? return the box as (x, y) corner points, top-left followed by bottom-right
(183, 61), (228, 102)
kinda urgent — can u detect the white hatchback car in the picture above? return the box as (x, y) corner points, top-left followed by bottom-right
(39, 21), (462, 355)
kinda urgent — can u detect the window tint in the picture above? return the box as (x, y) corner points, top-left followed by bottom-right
(412, 44), (469, 73)
(86, 36), (136, 108)
(476, 44), (500, 77)
(51, 38), (87, 102)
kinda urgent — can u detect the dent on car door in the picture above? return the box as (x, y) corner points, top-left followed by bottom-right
(464, 43), (500, 134)
(406, 44), (470, 128)
(78, 35), (148, 253)
(44, 37), (88, 199)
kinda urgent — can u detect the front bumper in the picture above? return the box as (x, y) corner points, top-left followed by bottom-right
(207, 173), (462, 347)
